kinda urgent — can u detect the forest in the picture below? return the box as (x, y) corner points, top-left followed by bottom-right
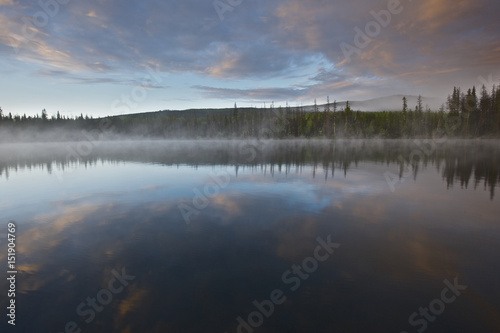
(1, 84), (499, 140)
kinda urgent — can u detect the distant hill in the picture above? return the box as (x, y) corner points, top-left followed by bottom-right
(350, 95), (442, 112)
(120, 95), (444, 118)
(301, 95), (442, 112)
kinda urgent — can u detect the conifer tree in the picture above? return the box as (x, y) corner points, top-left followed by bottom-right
(333, 100), (337, 138)
(325, 96), (330, 138)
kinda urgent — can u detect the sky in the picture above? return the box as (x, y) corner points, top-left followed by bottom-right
(0, 0), (499, 118)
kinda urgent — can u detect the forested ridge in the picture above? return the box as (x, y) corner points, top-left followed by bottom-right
(1, 85), (499, 140)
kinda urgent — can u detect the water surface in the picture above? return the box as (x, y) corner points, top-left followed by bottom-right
(1, 139), (499, 333)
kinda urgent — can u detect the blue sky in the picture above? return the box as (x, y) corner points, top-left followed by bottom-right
(1, 0), (499, 117)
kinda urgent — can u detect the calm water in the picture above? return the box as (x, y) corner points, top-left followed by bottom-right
(1, 139), (499, 333)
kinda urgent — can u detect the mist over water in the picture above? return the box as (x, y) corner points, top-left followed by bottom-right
(1, 139), (499, 197)
(0, 139), (499, 332)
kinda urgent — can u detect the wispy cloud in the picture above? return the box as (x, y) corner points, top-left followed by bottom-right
(37, 69), (168, 88)
(0, 0), (499, 114)
(193, 85), (308, 102)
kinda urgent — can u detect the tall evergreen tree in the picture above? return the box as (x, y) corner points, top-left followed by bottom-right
(233, 102), (239, 134)
(479, 85), (491, 133)
(344, 101), (351, 136)
(325, 96), (330, 138)
(417, 95), (423, 113)
(333, 100), (337, 138)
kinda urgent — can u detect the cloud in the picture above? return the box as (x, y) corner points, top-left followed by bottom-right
(0, 0), (499, 110)
(86, 10), (97, 18)
(193, 85), (308, 102)
(37, 68), (168, 88)
(269, 0), (500, 98)
(204, 40), (314, 79)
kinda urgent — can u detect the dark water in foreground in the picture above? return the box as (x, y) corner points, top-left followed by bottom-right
(0, 139), (499, 333)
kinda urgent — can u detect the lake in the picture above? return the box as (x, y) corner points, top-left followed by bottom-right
(1, 139), (499, 333)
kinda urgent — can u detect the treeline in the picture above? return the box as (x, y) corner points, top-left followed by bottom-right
(1, 85), (499, 139)
(0, 108), (93, 123)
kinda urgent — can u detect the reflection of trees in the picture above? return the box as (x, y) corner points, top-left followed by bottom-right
(1, 140), (499, 198)
(439, 142), (499, 199)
